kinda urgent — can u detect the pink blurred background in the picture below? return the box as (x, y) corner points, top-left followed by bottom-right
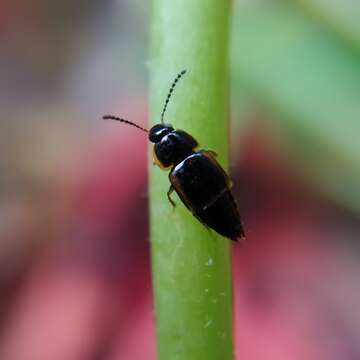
(1, 0), (360, 359)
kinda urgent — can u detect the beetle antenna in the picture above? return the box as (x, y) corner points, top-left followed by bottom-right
(161, 69), (187, 124)
(103, 115), (148, 133)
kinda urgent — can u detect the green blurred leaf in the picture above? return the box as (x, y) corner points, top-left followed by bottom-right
(150, 1), (234, 359)
(231, 1), (360, 212)
(297, 0), (360, 48)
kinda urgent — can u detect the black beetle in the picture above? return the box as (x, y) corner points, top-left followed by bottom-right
(103, 70), (244, 241)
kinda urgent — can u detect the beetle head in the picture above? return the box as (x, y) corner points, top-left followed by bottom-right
(149, 124), (174, 143)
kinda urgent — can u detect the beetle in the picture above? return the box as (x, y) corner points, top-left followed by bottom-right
(103, 70), (244, 241)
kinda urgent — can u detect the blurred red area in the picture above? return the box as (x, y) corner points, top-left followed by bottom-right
(0, 114), (359, 360)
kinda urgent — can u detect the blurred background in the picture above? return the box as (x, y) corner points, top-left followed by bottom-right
(0, 0), (360, 359)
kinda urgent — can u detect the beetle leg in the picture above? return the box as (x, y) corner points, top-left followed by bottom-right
(167, 186), (176, 207)
(206, 150), (218, 158)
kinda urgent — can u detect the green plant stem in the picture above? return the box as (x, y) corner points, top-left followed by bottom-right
(149, 1), (233, 359)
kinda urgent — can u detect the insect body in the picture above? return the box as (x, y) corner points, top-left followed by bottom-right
(103, 70), (244, 241)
